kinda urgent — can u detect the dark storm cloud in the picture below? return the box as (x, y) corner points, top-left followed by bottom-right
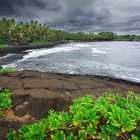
(0, 0), (140, 33)
(0, 0), (46, 16)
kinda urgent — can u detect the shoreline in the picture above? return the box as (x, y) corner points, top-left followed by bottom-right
(0, 71), (139, 117)
(0, 70), (139, 96)
(0, 68), (140, 85)
(0, 40), (139, 55)
(0, 42), (67, 66)
(0, 41), (67, 55)
(0, 70), (139, 92)
(43, 71), (140, 86)
(0, 41), (140, 86)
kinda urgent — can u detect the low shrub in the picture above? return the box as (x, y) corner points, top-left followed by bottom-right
(7, 91), (140, 140)
(0, 89), (12, 117)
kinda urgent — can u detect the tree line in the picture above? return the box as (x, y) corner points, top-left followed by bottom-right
(0, 18), (140, 45)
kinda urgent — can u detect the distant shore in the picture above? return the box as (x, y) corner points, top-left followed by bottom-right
(1, 40), (140, 56)
(0, 41), (68, 55)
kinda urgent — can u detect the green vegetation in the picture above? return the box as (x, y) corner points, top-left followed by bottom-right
(0, 69), (16, 73)
(7, 91), (140, 140)
(0, 89), (12, 116)
(0, 18), (140, 46)
(0, 44), (6, 48)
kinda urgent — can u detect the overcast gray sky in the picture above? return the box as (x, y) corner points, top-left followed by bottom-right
(0, 0), (140, 34)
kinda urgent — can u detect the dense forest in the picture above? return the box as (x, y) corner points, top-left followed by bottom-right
(0, 18), (140, 45)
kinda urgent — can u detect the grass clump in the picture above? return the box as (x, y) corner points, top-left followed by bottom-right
(0, 44), (6, 48)
(0, 89), (12, 117)
(7, 91), (140, 140)
(0, 69), (16, 73)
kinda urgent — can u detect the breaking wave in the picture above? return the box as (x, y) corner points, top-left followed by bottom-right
(0, 54), (14, 60)
(2, 41), (140, 83)
(91, 48), (106, 54)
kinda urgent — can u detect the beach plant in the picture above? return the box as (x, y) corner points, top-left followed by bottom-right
(0, 69), (16, 73)
(0, 89), (12, 117)
(0, 44), (6, 48)
(7, 91), (140, 140)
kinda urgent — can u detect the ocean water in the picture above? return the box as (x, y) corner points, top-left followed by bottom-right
(2, 41), (140, 83)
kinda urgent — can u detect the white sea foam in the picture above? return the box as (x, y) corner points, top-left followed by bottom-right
(0, 54), (13, 60)
(20, 44), (81, 61)
(97, 63), (140, 82)
(74, 43), (91, 47)
(22, 43), (90, 60)
(24, 49), (38, 52)
(2, 63), (17, 69)
(2, 42), (140, 83)
(91, 48), (106, 54)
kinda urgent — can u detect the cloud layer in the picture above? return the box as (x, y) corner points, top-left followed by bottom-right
(0, 0), (140, 34)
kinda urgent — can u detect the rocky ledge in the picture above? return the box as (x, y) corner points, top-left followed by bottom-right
(0, 71), (140, 118)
